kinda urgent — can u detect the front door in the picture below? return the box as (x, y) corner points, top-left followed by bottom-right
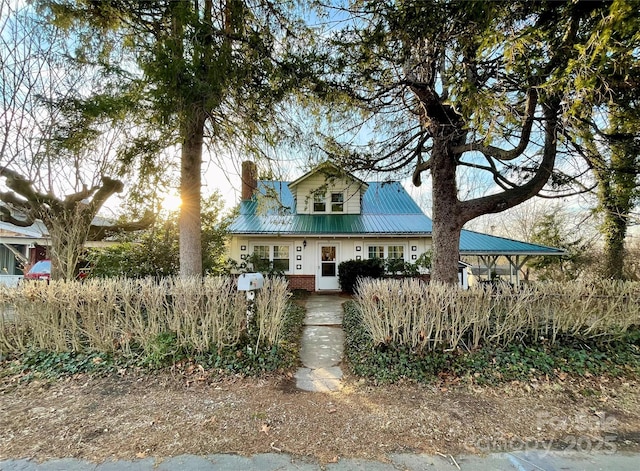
(318, 245), (340, 290)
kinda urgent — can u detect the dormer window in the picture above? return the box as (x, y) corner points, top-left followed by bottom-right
(331, 192), (344, 212)
(313, 192), (326, 212)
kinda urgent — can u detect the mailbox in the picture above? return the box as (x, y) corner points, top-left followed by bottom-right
(237, 272), (264, 291)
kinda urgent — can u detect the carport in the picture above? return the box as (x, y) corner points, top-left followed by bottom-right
(459, 229), (565, 285)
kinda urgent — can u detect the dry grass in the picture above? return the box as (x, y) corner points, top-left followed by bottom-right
(0, 276), (291, 356)
(355, 279), (640, 350)
(1, 372), (639, 463)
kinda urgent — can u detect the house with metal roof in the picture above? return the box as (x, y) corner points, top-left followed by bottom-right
(228, 161), (563, 291)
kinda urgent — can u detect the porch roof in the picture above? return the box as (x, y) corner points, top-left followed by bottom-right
(460, 229), (565, 256)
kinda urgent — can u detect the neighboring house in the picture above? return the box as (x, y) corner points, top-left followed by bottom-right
(0, 216), (118, 286)
(0, 220), (48, 276)
(228, 161), (564, 292)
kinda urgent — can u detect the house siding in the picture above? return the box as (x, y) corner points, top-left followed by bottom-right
(227, 235), (432, 291)
(293, 174), (363, 215)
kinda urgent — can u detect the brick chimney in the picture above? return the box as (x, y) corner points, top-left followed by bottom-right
(241, 161), (257, 200)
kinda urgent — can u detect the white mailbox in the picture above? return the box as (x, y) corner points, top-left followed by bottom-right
(237, 272), (265, 291)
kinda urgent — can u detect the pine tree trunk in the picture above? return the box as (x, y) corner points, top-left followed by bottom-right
(179, 111), (205, 277)
(430, 136), (463, 285)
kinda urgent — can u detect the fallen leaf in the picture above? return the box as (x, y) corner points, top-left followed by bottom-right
(136, 452), (147, 459)
(260, 423), (271, 435)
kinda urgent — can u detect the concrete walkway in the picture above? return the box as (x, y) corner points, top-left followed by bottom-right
(2, 450), (639, 470)
(294, 294), (345, 392)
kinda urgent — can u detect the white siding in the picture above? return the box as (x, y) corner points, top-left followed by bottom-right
(229, 235), (433, 277)
(293, 174), (364, 215)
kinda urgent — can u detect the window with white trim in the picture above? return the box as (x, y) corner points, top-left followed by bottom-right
(331, 192), (344, 212)
(368, 245), (384, 259)
(252, 244), (291, 272)
(313, 192), (326, 212)
(254, 245), (269, 262)
(367, 244), (405, 261)
(273, 245), (290, 271)
(388, 245), (404, 260)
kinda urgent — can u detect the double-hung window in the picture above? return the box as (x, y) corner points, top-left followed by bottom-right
(313, 191), (345, 213)
(252, 245), (291, 272)
(387, 245), (404, 261)
(313, 192), (326, 212)
(331, 192), (344, 212)
(368, 246), (384, 260)
(367, 245), (405, 261)
(272, 245), (290, 271)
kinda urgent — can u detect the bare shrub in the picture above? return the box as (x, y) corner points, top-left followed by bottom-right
(0, 276), (290, 357)
(354, 278), (640, 351)
(253, 277), (291, 349)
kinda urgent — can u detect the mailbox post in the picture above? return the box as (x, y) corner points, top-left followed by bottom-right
(237, 273), (265, 333)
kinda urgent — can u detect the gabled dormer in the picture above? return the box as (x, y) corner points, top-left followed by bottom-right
(288, 162), (368, 215)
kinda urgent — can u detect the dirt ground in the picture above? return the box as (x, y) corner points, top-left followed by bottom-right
(1, 368), (639, 465)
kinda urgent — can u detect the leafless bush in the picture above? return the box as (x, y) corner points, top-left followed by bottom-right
(354, 279), (640, 351)
(0, 276), (290, 357)
(253, 277), (291, 349)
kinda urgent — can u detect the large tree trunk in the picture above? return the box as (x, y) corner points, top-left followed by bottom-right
(179, 111), (205, 277)
(431, 215), (463, 285)
(45, 206), (93, 281)
(596, 131), (636, 281)
(430, 136), (464, 285)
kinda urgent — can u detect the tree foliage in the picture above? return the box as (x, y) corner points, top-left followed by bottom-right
(41, 0), (308, 276)
(0, 1), (151, 280)
(89, 193), (230, 278)
(309, 0), (633, 283)
(562, 0), (640, 280)
(528, 211), (593, 282)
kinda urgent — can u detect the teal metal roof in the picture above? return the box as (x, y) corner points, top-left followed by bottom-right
(229, 181), (432, 235)
(228, 180), (563, 256)
(460, 229), (565, 256)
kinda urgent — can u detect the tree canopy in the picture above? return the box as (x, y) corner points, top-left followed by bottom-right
(0, 0), (153, 280)
(308, 0), (638, 283)
(41, 0), (309, 276)
(562, 0), (640, 279)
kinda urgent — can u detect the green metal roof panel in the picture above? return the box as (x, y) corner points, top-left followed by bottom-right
(361, 181), (425, 214)
(236, 181), (424, 216)
(230, 214), (433, 235)
(460, 229), (565, 255)
(228, 180), (563, 255)
(229, 181), (432, 235)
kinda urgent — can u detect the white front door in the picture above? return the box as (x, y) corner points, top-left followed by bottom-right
(318, 244), (340, 290)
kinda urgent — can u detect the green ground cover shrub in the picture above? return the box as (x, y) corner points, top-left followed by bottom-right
(344, 279), (640, 384)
